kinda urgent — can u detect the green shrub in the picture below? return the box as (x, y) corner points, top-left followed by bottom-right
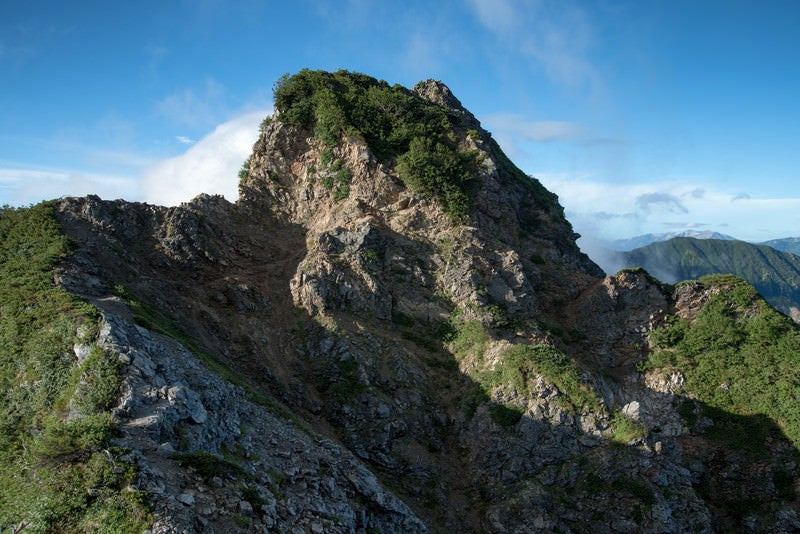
(32, 413), (117, 461)
(445, 319), (489, 362)
(644, 279), (800, 447)
(70, 346), (122, 415)
(395, 136), (479, 220)
(238, 156), (251, 184)
(489, 404), (524, 427)
(272, 69), (481, 220)
(609, 410), (647, 445)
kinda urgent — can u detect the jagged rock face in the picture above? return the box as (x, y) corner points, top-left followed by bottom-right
(100, 307), (427, 533)
(242, 76), (602, 328)
(565, 269), (672, 370)
(51, 72), (800, 532)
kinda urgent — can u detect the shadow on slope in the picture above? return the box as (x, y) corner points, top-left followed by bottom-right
(51, 198), (800, 532)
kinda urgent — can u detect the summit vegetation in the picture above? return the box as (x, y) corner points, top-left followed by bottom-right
(272, 69), (481, 219)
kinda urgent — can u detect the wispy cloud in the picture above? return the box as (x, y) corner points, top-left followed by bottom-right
(635, 192), (687, 213)
(156, 79), (229, 128)
(0, 41), (37, 65)
(141, 109), (268, 206)
(143, 43), (167, 84)
(400, 32), (444, 76)
(467, 0), (518, 33)
(467, 0), (600, 90)
(482, 113), (594, 161)
(175, 136), (194, 145)
(484, 113), (588, 142)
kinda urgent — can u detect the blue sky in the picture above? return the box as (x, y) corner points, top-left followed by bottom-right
(2, 1), (799, 246)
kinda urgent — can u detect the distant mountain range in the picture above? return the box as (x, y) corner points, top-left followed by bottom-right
(620, 237), (800, 321)
(613, 231), (800, 256)
(612, 230), (737, 251)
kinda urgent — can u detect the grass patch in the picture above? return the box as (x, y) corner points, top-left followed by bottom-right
(609, 410), (647, 445)
(0, 202), (150, 533)
(486, 344), (603, 414)
(445, 318), (489, 363)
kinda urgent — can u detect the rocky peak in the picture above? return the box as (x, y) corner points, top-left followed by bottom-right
(411, 79), (460, 109)
(411, 79), (482, 131)
(240, 70), (602, 325)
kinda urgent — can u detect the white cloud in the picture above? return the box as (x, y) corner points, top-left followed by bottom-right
(401, 33), (443, 76)
(537, 175), (800, 243)
(467, 0), (518, 33)
(143, 43), (167, 83)
(481, 113), (592, 162)
(141, 109), (268, 206)
(484, 113), (588, 142)
(0, 167), (140, 206)
(634, 192), (687, 213)
(175, 136), (194, 145)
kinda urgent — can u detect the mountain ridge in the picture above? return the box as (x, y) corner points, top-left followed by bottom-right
(612, 230), (737, 251)
(2, 70), (800, 532)
(761, 236), (800, 256)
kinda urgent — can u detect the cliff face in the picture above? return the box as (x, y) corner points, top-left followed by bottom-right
(33, 71), (800, 532)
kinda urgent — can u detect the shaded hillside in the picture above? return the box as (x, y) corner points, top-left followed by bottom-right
(762, 236), (800, 257)
(622, 237), (800, 321)
(2, 70), (800, 533)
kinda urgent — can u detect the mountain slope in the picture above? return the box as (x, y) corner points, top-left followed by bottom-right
(2, 70), (800, 532)
(622, 237), (800, 321)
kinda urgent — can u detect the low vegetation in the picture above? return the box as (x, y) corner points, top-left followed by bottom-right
(484, 343), (603, 414)
(238, 156), (251, 184)
(443, 315), (641, 438)
(644, 274), (800, 448)
(0, 203), (150, 533)
(272, 69), (480, 219)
